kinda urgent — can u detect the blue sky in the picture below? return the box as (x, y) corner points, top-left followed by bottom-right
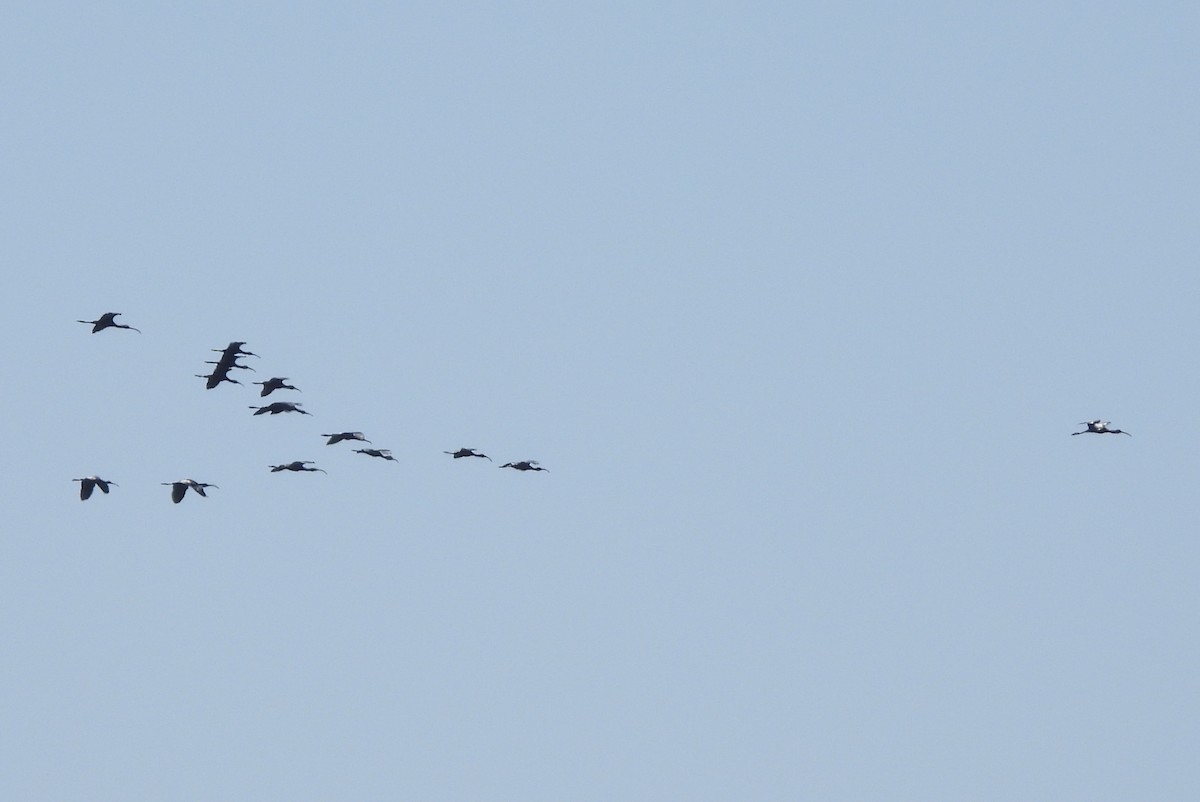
(3, 2), (1199, 799)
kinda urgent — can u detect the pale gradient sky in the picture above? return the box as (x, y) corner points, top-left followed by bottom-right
(3, 2), (1199, 800)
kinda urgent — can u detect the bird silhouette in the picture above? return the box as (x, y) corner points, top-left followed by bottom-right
(323, 432), (370, 445)
(500, 460), (548, 472)
(354, 448), (398, 462)
(203, 344), (256, 388)
(196, 370), (242, 389)
(78, 312), (141, 333)
(161, 479), (218, 503)
(196, 344), (254, 389)
(253, 377), (300, 397)
(73, 475), (117, 500)
(250, 401), (310, 416)
(1072, 420), (1132, 436)
(269, 461), (326, 473)
(444, 447), (492, 461)
(205, 359), (255, 372)
(213, 342), (258, 359)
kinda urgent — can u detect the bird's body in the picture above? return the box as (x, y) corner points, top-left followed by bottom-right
(323, 432), (370, 445)
(250, 401), (310, 416)
(1072, 420), (1132, 436)
(78, 312), (141, 333)
(444, 447), (491, 461)
(269, 461), (326, 473)
(355, 448), (397, 461)
(161, 479), (218, 503)
(253, 377), (300, 397)
(500, 460), (548, 472)
(73, 475), (117, 500)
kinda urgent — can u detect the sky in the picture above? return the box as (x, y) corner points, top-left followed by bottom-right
(2, 2), (1199, 799)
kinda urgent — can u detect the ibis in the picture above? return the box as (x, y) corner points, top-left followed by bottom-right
(323, 432), (370, 445)
(355, 448), (397, 462)
(253, 377), (300, 397)
(1072, 420), (1132, 436)
(78, 312), (141, 334)
(250, 401), (310, 416)
(444, 448), (491, 461)
(269, 461), (326, 473)
(161, 479), (218, 503)
(500, 460), (549, 472)
(73, 475), (117, 500)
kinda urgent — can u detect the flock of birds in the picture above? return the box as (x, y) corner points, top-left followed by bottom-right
(72, 312), (549, 503)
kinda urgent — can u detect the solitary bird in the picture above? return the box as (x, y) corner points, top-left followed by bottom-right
(323, 432), (370, 445)
(1072, 420), (1132, 436)
(250, 401), (310, 416)
(355, 448), (397, 462)
(500, 460), (549, 472)
(78, 312), (141, 334)
(269, 461), (326, 473)
(253, 377), (300, 397)
(161, 479), (218, 503)
(444, 448), (492, 461)
(73, 475), (117, 500)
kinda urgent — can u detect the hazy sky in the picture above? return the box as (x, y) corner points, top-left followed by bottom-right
(3, 2), (1199, 799)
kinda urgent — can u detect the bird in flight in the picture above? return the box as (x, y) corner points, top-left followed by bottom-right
(269, 461), (327, 473)
(73, 475), (117, 500)
(354, 448), (398, 462)
(205, 358), (255, 372)
(1072, 420), (1132, 436)
(250, 401), (310, 416)
(196, 370), (242, 389)
(161, 479), (218, 503)
(323, 432), (370, 445)
(213, 341), (258, 359)
(78, 312), (141, 333)
(500, 460), (549, 472)
(444, 447), (491, 461)
(253, 377), (300, 397)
